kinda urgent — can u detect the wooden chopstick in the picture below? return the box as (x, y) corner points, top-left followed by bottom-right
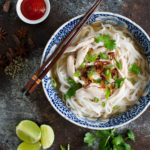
(24, 0), (103, 95)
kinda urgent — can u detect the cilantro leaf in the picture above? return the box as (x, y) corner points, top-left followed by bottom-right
(94, 97), (99, 103)
(85, 52), (98, 62)
(113, 145), (125, 150)
(67, 78), (76, 85)
(105, 87), (111, 99)
(73, 72), (80, 77)
(129, 63), (140, 75)
(112, 134), (124, 145)
(95, 34), (104, 43)
(104, 39), (116, 50)
(78, 63), (86, 70)
(96, 130), (112, 138)
(84, 132), (96, 147)
(100, 52), (109, 60)
(51, 77), (57, 88)
(102, 102), (106, 107)
(116, 61), (122, 70)
(115, 78), (125, 88)
(126, 130), (135, 142)
(123, 143), (132, 150)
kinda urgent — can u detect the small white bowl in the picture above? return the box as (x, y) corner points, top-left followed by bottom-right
(16, 0), (50, 24)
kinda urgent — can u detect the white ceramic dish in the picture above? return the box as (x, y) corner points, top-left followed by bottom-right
(16, 0), (50, 24)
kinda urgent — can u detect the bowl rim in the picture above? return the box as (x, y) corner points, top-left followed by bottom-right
(41, 12), (150, 130)
(16, 0), (51, 24)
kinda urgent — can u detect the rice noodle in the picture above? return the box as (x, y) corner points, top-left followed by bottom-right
(51, 22), (149, 119)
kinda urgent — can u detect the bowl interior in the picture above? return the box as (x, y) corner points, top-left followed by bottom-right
(41, 12), (150, 129)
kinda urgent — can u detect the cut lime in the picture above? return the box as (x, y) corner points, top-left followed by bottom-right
(17, 142), (41, 150)
(16, 120), (41, 143)
(40, 124), (55, 149)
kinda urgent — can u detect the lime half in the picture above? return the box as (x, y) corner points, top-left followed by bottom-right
(17, 142), (41, 150)
(40, 124), (55, 149)
(16, 120), (41, 143)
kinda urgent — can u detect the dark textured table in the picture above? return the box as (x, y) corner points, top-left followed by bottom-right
(0, 0), (150, 150)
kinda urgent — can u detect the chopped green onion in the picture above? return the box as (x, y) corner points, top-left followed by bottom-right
(104, 69), (111, 80)
(94, 78), (101, 83)
(99, 52), (109, 60)
(105, 87), (111, 99)
(129, 63), (140, 75)
(116, 61), (122, 70)
(103, 80), (109, 85)
(115, 78), (125, 88)
(102, 102), (106, 107)
(51, 78), (57, 88)
(78, 63), (86, 70)
(85, 52), (98, 62)
(74, 72), (80, 77)
(94, 97), (99, 103)
(67, 77), (76, 85)
(113, 106), (120, 110)
(88, 68), (95, 78)
(113, 74), (117, 80)
(103, 65), (114, 69)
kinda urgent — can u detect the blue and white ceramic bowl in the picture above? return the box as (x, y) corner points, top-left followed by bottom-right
(41, 12), (150, 130)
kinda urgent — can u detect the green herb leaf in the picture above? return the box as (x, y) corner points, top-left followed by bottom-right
(96, 130), (111, 138)
(129, 63), (140, 75)
(113, 74), (118, 80)
(126, 130), (135, 142)
(100, 52), (109, 60)
(103, 80), (109, 85)
(94, 97), (99, 103)
(116, 61), (122, 70)
(104, 69), (111, 80)
(95, 34), (104, 43)
(113, 145), (125, 150)
(67, 78), (76, 85)
(113, 106), (120, 110)
(60, 145), (66, 150)
(103, 65), (114, 69)
(88, 68), (95, 78)
(85, 52), (98, 62)
(74, 72), (80, 77)
(84, 132), (96, 147)
(94, 78), (101, 83)
(102, 102), (106, 107)
(104, 39), (116, 50)
(67, 144), (70, 150)
(115, 78), (125, 88)
(123, 143), (132, 150)
(99, 138), (108, 150)
(105, 87), (111, 99)
(78, 63), (86, 70)
(51, 78), (57, 88)
(112, 134), (124, 145)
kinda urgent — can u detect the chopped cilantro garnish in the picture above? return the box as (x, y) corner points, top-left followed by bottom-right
(78, 62), (86, 70)
(104, 39), (116, 50)
(103, 65), (114, 69)
(84, 132), (96, 147)
(95, 34), (116, 50)
(113, 106), (120, 110)
(129, 63), (140, 75)
(113, 74), (117, 80)
(94, 78), (101, 83)
(100, 52), (109, 60)
(85, 52), (98, 62)
(102, 102), (106, 107)
(65, 78), (82, 99)
(94, 97), (99, 103)
(115, 78), (125, 88)
(88, 68), (95, 78)
(73, 72), (80, 77)
(116, 61), (122, 70)
(105, 87), (111, 99)
(51, 77), (57, 88)
(104, 69), (111, 80)
(103, 80), (109, 85)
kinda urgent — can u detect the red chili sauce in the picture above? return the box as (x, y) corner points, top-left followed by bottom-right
(21, 0), (46, 20)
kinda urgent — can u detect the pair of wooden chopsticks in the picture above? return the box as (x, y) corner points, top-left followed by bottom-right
(23, 0), (103, 95)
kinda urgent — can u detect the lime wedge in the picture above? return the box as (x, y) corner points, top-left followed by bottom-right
(40, 124), (55, 149)
(17, 142), (41, 150)
(16, 120), (41, 143)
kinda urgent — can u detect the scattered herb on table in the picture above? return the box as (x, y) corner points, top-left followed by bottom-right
(60, 144), (70, 150)
(84, 129), (135, 150)
(95, 34), (116, 50)
(129, 63), (140, 75)
(65, 78), (82, 99)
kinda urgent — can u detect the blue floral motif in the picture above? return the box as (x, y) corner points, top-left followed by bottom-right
(41, 12), (150, 129)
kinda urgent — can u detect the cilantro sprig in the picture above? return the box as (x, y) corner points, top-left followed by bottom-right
(84, 129), (135, 150)
(64, 78), (82, 99)
(129, 63), (140, 75)
(95, 34), (116, 50)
